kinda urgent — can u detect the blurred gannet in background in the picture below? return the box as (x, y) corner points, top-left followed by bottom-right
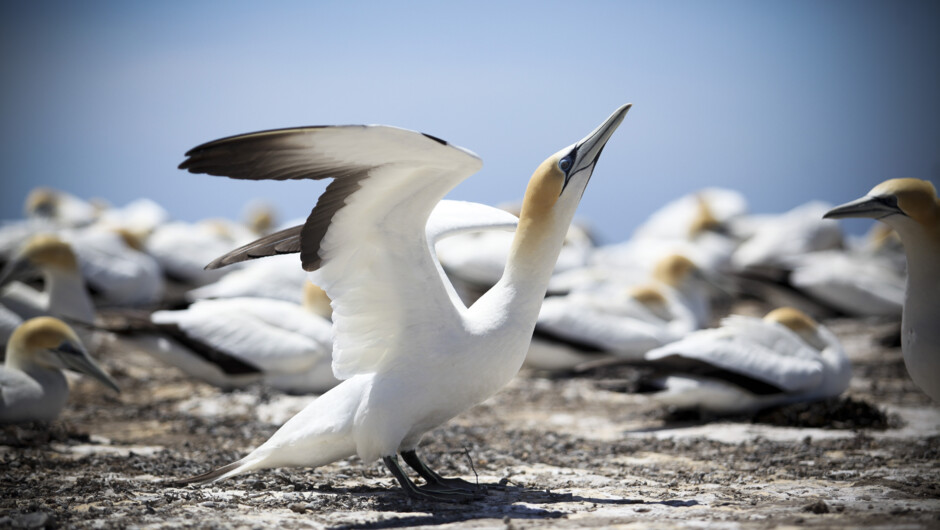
(185, 253), (310, 305)
(172, 104), (630, 500)
(640, 307), (851, 414)
(0, 235), (97, 348)
(1, 316), (118, 423)
(825, 178), (940, 402)
(527, 253), (712, 370)
(729, 201), (847, 317)
(592, 188), (745, 278)
(784, 249), (904, 318)
(0, 187), (98, 263)
(145, 219), (255, 286)
(62, 225), (165, 307)
(95, 197), (170, 236)
(732, 201), (843, 272)
(114, 282), (338, 393)
(24, 187), (98, 228)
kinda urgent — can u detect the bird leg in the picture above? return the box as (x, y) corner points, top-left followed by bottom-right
(400, 449), (485, 493)
(382, 455), (481, 502)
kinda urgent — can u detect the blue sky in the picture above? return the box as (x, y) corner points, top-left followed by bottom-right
(2, 1), (938, 242)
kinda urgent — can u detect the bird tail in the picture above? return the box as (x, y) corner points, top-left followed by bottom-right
(167, 456), (261, 487)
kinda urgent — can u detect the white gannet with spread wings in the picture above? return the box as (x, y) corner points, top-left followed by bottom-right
(172, 105), (631, 501)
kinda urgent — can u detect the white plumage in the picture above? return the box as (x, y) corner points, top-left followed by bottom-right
(825, 178), (940, 402)
(173, 105), (630, 500)
(643, 307), (851, 414)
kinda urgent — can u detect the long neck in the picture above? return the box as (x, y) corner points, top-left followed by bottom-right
(477, 197), (574, 332)
(45, 267), (96, 324)
(900, 229), (940, 295)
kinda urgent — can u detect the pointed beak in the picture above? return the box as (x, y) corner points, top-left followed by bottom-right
(0, 258), (37, 289)
(54, 341), (121, 393)
(824, 195), (903, 220)
(571, 104), (631, 176)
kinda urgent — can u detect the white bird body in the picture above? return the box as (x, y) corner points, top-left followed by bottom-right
(63, 225), (165, 307)
(630, 188), (748, 241)
(1, 316), (118, 423)
(825, 178), (940, 402)
(186, 253), (309, 304)
(644, 308), (851, 414)
(786, 249), (904, 317)
(732, 201), (843, 271)
(150, 296), (337, 393)
(96, 197), (169, 235)
(146, 220), (253, 286)
(526, 256), (707, 371)
(175, 105), (630, 499)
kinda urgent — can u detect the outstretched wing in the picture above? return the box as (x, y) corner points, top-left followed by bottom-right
(180, 125), (483, 379)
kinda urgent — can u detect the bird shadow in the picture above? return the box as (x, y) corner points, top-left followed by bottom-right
(324, 483), (699, 530)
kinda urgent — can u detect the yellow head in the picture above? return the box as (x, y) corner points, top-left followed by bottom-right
(7, 317), (120, 392)
(510, 105), (631, 266)
(652, 254), (697, 288)
(825, 178), (940, 239)
(19, 234), (79, 271)
(25, 187), (58, 218)
(688, 194), (721, 238)
(763, 306), (817, 333)
(629, 285), (668, 307)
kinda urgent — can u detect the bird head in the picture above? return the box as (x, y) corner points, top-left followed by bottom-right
(0, 234), (79, 288)
(25, 187), (59, 219)
(517, 104), (631, 232)
(824, 178), (940, 241)
(6, 317), (120, 393)
(764, 307), (825, 350)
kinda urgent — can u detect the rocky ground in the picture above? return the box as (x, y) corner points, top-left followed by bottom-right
(1, 307), (938, 529)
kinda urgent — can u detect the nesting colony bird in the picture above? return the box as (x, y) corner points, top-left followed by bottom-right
(526, 253), (713, 370)
(824, 178), (940, 402)
(1, 235), (97, 348)
(24, 187), (99, 228)
(783, 248), (904, 318)
(172, 104), (630, 501)
(112, 282), (339, 393)
(640, 307), (851, 415)
(1, 316), (118, 423)
(594, 188), (745, 276)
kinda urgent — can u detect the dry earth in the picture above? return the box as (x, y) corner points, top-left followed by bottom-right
(2, 304), (938, 529)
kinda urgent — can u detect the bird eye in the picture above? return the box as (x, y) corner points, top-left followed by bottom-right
(558, 157), (572, 172)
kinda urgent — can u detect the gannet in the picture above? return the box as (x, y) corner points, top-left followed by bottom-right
(64, 225), (165, 307)
(641, 307), (851, 414)
(173, 104), (630, 500)
(24, 187), (98, 228)
(96, 197), (170, 236)
(731, 201), (844, 271)
(824, 178), (940, 402)
(143, 287), (338, 393)
(526, 253), (710, 370)
(145, 219), (255, 286)
(593, 188), (745, 272)
(1, 235), (97, 345)
(785, 249), (904, 318)
(1, 316), (118, 423)
(185, 253), (312, 305)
